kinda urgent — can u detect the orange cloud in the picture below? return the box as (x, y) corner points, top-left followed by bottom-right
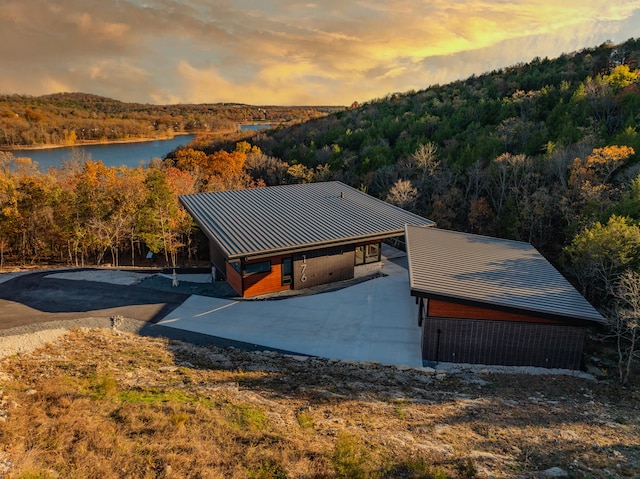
(0, 0), (639, 104)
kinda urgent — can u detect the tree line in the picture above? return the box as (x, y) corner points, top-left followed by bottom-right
(0, 140), (280, 271)
(0, 92), (341, 147)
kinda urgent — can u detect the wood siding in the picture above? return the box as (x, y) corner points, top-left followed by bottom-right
(242, 255), (291, 298)
(421, 317), (586, 369)
(427, 299), (560, 324)
(292, 246), (355, 289)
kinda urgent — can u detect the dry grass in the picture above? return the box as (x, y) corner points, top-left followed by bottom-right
(0, 328), (639, 478)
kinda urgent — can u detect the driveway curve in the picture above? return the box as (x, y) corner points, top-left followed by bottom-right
(0, 270), (189, 331)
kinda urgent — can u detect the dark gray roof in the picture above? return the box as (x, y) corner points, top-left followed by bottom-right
(180, 181), (434, 259)
(405, 225), (605, 324)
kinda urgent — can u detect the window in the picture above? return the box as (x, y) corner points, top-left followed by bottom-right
(282, 257), (292, 285)
(355, 243), (381, 265)
(243, 260), (271, 276)
(365, 243), (380, 263)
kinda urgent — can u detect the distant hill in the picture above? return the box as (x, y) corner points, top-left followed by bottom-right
(0, 92), (344, 147)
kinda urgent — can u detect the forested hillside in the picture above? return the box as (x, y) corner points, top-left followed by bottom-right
(2, 40), (640, 309)
(214, 39), (640, 300)
(0, 92), (340, 147)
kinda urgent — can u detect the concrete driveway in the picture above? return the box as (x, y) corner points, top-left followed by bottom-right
(0, 258), (422, 367)
(157, 260), (423, 367)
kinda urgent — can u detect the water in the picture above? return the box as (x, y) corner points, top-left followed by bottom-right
(7, 134), (197, 171)
(239, 123), (272, 132)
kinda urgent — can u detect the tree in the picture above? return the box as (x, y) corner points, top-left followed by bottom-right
(568, 145), (635, 216)
(486, 153), (528, 217)
(139, 168), (186, 267)
(613, 174), (640, 220)
(287, 163), (313, 184)
(411, 142), (439, 184)
(564, 215), (640, 304)
(244, 152), (289, 186)
(609, 270), (640, 384)
(603, 64), (640, 92)
(385, 179), (418, 211)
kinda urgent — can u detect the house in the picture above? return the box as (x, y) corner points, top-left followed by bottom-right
(405, 225), (606, 369)
(180, 181), (434, 297)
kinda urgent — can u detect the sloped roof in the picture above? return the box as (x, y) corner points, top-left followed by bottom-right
(180, 181), (434, 259)
(405, 225), (605, 324)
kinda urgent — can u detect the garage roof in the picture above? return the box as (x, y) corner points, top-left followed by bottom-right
(180, 181), (434, 259)
(405, 225), (605, 324)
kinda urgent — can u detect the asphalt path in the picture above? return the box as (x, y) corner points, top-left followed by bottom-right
(0, 270), (190, 331)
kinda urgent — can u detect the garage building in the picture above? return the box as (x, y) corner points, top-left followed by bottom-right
(405, 225), (606, 369)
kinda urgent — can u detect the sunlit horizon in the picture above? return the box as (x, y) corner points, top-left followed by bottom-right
(1, 1), (640, 106)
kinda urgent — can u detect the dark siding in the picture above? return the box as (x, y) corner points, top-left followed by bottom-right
(209, 241), (226, 276)
(421, 317), (586, 369)
(225, 262), (243, 296)
(292, 246), (355, 289)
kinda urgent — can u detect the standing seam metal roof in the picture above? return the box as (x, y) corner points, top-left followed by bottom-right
(405, 225), (605, 324)
(180, 181), (435, 258)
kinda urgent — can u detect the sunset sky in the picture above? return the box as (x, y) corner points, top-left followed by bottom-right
(1, 1), (640, 106)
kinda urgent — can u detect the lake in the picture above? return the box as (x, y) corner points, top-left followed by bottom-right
(7, 134), (197, 171)
(239, 123), (272, 131)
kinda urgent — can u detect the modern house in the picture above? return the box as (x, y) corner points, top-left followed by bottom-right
(180, 181), (435, 297)
(405, 225), (606, 369)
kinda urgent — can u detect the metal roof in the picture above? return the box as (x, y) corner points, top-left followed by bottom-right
(180, 181), (435, 259)
(405, 225), (605, 324)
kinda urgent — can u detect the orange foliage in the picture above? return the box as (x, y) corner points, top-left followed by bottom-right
(164, 166), (197, 197)
(569, 145), (635, 189)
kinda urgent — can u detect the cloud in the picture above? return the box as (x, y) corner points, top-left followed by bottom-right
(0, 0), (639, 105)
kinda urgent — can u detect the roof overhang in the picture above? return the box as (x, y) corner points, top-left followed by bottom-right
(234, 230), (409, 261)
(410, 289), (606, 326)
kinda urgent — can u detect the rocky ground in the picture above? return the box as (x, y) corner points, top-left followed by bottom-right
(0, 320), (638, 478)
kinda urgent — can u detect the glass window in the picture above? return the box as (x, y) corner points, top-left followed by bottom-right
(243, 260), (271, 276)
(365, 243), (380, 263)
(282, 257), (292, 285)
(355, 245), (365, 265)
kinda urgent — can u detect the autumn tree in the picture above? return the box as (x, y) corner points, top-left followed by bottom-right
(564, 215), (640, 304)
(287, 163), (314, 184)
(603, 64), (640, 92)
(568, 145), (635, 217)
(0, 153), (17, 268)
(164, 166), (197, 263)
(386, 179), (418, 211)
(200, 144), (255, 191)
(138, 168), (188, 267)
(14, 173), (59, 264)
